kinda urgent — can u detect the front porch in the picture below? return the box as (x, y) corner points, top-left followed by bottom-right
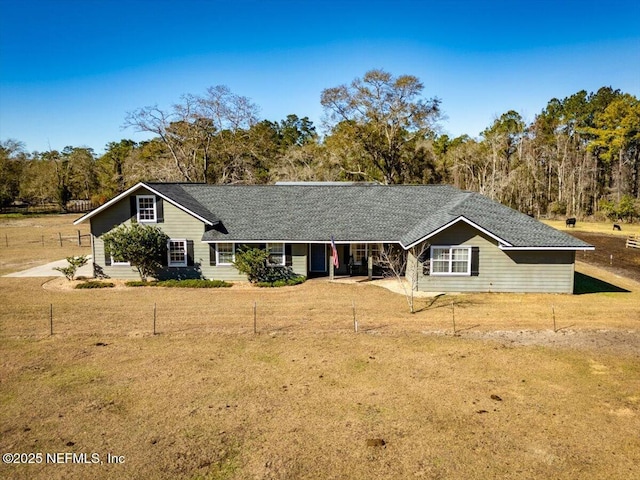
(307, 242), (393, 280)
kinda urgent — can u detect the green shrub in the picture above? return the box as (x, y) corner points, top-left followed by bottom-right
(232, 247), (271, 283)
(156, 279), (232, 288)
(256, 276), (306, 287)
(233, 247), (303, 284)
(54, 255), (89, 281)
(125, 280), (158, 287)
(124, 279), (231, 288)
(75, 281), (115, 289)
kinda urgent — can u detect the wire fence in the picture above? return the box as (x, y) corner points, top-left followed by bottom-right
(0, 201), (96, 215)
(0, 292), (578, 341)
(0, 299), (376, 339)
(1, 230), (91, 248)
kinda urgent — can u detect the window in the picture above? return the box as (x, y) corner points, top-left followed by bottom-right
(216, 243), (235, 265)
(168, 239), (187, 267)
(137, 195), (156, 222)
(111, 256), (130, 266)
(267, 243), (285, 266)
(350, 243), (382, 265)
(351, 243), (367, 265)
(430, 246), (471, 275)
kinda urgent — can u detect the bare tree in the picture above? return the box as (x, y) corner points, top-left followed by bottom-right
(377, 243), (430, 313)
(124, 86), (260, 183)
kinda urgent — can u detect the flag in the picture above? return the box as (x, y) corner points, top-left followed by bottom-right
(331, 236), (339, 268)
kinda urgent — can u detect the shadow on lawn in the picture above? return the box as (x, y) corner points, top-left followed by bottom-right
(415, 294), (478, 314)
(574, 271), (630, 294)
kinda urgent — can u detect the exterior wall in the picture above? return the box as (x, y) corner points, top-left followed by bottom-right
(90, 188), (309, 281)
(411, 222), (576, 293)
(90, 188), (246, 280)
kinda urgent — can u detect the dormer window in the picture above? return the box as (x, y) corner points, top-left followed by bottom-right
(136, 195), (156, 222)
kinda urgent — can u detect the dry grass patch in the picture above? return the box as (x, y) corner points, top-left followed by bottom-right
(1, 214), (640, 479)
(542, 219), (640, 237)
(0, 214), (90, 275)
(2, 265), (640, 339)
(1, 332), (639, 479)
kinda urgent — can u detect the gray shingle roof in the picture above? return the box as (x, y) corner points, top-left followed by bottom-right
(143, 183), (591, 249)
(147, 183), (220, 224)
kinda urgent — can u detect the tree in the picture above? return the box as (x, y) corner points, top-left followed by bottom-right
(99, 139), (138, 197)
(376, 243), (429, 314)
(321, 69), (441, 184)
(102, 223), (169, 281)
(0, 139), (26, 207)
(586, 94), (640, 200)
(124, 85), (260, 183)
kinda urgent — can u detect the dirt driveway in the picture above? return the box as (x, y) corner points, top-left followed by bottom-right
(571, 231), (640, 283)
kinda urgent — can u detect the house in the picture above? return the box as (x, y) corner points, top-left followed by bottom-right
(73, 182), (594, 293)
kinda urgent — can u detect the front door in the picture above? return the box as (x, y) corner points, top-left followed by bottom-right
(310, 243), (327, 272)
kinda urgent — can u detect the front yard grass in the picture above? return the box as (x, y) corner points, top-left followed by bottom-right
(1, 215), (639, 479)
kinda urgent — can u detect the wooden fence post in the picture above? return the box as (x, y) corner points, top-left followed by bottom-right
(352, 300), (358, 333)
(58, 232), (63, 247)
(153, 303), (157, 335)
(50, 304), (53, 336)
(253, 301), (257, 334)
(451, 301), (456, 335)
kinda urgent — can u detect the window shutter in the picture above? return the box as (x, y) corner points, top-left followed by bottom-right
(285, 244), (292, 266)
(155, 197), (164, 223)
(209, 244), (217, 266)
(161, 241), (168, 267)
(130, 196), (137, 221)
(187, 240), (194, 266)
(471, 247), (480, 276)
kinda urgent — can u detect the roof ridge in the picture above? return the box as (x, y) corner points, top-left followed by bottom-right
(445, 191), (475, 214)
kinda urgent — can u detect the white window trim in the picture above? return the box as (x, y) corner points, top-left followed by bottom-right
(136, 195), (157, 223)
(110, 256), (130, 266)
(168, 239), (187, 267)
(266, 242), (285, 266)
(216, 243), (235, 266)
(430, 245), (472, 276)
(350, 243), (382, 265)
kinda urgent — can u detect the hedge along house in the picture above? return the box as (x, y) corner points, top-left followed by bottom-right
(73, 182), (593, 293)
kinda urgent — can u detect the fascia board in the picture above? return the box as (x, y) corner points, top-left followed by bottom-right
(201, 239), (402, 244)
(402, 216), (512, 250)
(499, 246), (595, 251)
(73, 182), (147, 225)
(73, 183), (216, 226)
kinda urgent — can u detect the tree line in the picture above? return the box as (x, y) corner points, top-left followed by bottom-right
(1, 69), (639, 220)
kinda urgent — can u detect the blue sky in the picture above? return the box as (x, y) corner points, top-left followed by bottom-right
(1, 0), (639, 154)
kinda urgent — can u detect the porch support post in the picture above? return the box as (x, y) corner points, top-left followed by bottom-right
(329, 246), (334, 280)
(368, 255), (373, 280)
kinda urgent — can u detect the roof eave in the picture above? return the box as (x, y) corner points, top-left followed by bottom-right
(402, 216), (512, 250)
(499, 245), (595, 251)
(73, 182), (218, 226)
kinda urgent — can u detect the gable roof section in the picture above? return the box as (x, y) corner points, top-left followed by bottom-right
(76, 182), (592, 250)
(73, 182), (219, 226)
